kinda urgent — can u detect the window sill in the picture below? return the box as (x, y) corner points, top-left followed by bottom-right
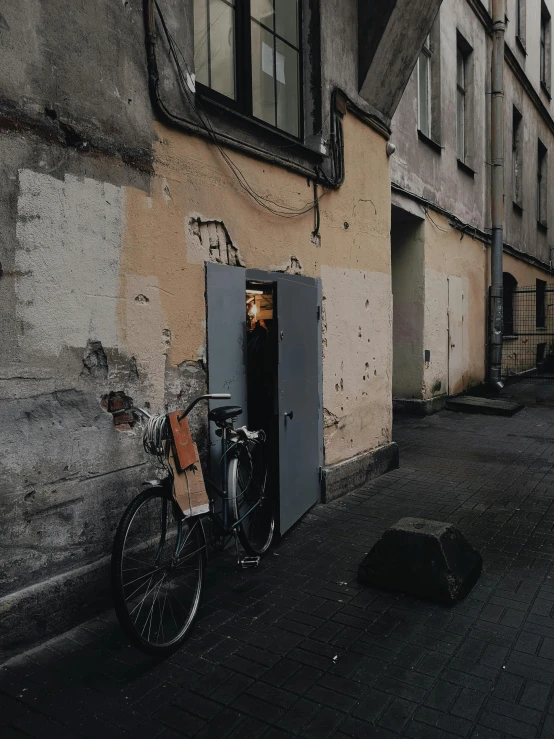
(537, 326), (548, 331)
(417, 129), (442, 154)
(196, 87), (325, 160)
(515, 35), (527, 56)
(513, 200), (523, 214)
(504, 335), (518, 341)
(541, 81), (552, 100)
(538, 220), (548, 232)
(457, 158), (476, 178)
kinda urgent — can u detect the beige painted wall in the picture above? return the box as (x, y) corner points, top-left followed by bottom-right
(390, 206), (554, 395)
(389, 206), (488, 401)
(423, 210), (487, 397)
(118, 113), (392, 468)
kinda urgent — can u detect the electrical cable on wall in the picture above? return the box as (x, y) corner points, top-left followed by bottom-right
(424, 208), (451, 234)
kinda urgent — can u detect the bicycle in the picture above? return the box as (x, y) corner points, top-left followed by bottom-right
(110, 394), (275, 656)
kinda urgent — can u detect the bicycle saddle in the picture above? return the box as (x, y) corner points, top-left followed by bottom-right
(208, 405), (243, 423)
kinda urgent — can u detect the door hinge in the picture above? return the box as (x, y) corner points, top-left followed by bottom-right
(318, 465), (323, 481)
(317, 305), (321, 320)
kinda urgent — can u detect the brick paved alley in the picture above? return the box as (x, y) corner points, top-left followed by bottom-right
(4, 404), (554, 739)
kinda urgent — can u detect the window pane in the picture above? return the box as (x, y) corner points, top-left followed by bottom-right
(457, 90), (465, 160)
(209, 0), (235, 98)
(252, 21), (276, 127)
(457, 48), (464, 89)
(418, 53), (430, 137)
(194, 0), (209, 87)
(275, 0), (298, 46)
(276, 38), (299, 136)
(252, 0), (274, 30)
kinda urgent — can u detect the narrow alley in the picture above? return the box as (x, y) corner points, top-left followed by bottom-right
(4, 404), (554, 739)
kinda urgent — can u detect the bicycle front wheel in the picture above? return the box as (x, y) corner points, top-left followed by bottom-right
(229, 450), (274, 557)
(111, 487), (204, 656)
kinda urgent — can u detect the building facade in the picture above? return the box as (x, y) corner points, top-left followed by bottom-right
(391, 0), (554, 412)
(0, 0), (440, 657)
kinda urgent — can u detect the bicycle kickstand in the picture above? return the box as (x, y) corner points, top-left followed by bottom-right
(234, 533), (260, 568)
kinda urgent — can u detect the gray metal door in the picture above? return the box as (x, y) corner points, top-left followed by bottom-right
(277, 274), (321, 534)
(206, 263), (247, 476)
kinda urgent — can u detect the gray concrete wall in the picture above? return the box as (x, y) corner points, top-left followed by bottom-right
(391, 0), (491, 230)
(391, 0), (554, 268)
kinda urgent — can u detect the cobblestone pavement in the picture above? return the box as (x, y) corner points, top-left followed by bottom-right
(4, 405), (554, 738)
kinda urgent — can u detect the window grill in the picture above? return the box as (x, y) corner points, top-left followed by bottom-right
(496, 283), (554, 382)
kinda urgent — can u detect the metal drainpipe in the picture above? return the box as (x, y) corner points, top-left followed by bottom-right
(489, 0), (505, 390)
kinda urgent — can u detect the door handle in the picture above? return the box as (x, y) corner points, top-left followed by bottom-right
(284, 411), (294, 420)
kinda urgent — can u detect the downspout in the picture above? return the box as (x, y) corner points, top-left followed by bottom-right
(489, 0), (505, 390)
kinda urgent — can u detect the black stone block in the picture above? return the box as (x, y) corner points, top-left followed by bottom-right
(357, 518), (482, 606)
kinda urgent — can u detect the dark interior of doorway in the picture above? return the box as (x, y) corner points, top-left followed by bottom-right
(246, 280), (279, 528)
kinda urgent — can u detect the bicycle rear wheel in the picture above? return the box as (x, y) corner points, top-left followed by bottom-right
(111, 487), (204, 656)
(228, 448), (274, 557)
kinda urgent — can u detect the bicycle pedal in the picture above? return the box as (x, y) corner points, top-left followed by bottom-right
(239, 556), (260, 568)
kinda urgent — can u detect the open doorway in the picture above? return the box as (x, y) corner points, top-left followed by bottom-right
(206, 263), (321, 536)
(246, 281), (279, 521)
(391, 206), (425, 402)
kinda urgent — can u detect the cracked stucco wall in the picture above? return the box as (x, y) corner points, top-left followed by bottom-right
(122, 114), (392, 469)
(0, 1), (394, 656)
(16, 171), (123, 357)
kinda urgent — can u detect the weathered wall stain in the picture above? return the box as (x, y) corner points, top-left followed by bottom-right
(16, 170), (123, 358)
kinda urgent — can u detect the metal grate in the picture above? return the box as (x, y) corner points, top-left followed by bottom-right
(500, 283), (554, 381)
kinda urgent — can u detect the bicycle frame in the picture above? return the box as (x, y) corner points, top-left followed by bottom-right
(113, 393), (262, 537)
(203, 424), (262, 537)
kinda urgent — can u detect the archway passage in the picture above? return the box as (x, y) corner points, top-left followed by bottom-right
(391, 206), (425, 401)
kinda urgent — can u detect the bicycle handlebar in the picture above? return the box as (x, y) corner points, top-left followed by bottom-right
(110, 393), (231, 423)
(177, 393), (231, 422)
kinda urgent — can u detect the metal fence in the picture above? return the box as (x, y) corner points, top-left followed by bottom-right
(501, 283), (554, 381)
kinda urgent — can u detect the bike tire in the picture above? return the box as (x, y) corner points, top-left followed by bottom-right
(228, 454), (274, 557)
(111, 486), (204, 656)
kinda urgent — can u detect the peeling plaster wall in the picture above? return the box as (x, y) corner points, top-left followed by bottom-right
(0, 110), (393, 653)
(121, 114), (392, 465)
(322, 266), (392, 467)
(0, 149), (156, 612)
(0, 0), (400, 655)
(16, 171), (123, 357)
